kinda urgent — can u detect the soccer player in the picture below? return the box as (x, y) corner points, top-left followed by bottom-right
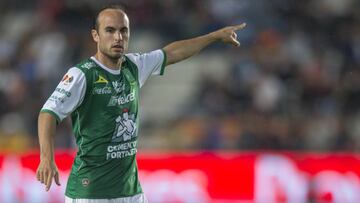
(36, 4), (246, 203)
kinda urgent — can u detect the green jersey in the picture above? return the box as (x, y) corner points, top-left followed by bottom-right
(41, 50), (166, 199)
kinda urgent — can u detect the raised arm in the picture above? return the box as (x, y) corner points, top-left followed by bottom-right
(36, 112), (61, 191)
(163, 23), (246, 66)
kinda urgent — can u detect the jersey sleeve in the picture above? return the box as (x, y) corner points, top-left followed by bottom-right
(40, 67), (86, 123)
(126, 49), (167, 88)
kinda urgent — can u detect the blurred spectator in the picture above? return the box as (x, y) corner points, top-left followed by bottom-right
(0, 0), (359, 152)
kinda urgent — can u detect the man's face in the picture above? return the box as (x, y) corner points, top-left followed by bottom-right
(92, 9), (130, 60)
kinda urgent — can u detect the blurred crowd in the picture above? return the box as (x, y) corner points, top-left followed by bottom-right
(0, 0), (359, 153)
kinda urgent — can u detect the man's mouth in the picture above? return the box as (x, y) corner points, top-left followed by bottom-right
(112, 44), (124, 49)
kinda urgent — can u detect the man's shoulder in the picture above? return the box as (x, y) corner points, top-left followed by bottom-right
(124, 53), (142, 70)
(125, 52), (141, 58)
(125, 53), (141, 64)
(74, 58), (98, 72)
(125, 50), (163, 64)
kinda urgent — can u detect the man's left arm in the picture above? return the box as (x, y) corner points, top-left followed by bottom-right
(163, 23), (246, 66)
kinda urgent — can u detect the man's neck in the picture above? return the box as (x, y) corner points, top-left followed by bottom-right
(94, 53), (123, 70)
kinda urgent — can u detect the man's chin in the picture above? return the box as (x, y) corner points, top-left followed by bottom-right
(108, 53), (124, 60)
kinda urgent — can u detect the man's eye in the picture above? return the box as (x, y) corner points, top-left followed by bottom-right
(121, 28), (128, 34)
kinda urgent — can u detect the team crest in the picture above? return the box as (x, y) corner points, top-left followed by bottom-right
(82, 178), (90, 187)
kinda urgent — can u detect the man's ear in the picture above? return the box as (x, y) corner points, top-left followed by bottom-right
(91, 29), (99, 42)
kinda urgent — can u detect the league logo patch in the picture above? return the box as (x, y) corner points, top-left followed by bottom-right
(61, 74), (73, 85)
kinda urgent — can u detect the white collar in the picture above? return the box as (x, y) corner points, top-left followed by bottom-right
(90, 56), (122, 75)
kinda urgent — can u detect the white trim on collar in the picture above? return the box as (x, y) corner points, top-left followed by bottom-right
(90, 56), (121, 75)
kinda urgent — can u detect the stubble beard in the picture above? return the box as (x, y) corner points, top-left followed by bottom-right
(104, 50), (124, 63)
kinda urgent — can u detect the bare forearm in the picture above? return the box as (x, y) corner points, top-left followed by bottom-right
(162, 23), (246, 66)
(163, 33), (217, 65)
(38, 112), (57, 162)
(36, 112), (61, 190)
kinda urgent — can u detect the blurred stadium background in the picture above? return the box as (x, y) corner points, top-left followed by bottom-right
(1, 0), (360, 202)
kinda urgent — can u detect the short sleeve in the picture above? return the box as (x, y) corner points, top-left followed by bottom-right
(126, 49), (166, 88)
(41, 67), (87, 123)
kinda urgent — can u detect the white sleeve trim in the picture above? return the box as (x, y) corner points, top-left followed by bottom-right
(41, 67), (87, 122)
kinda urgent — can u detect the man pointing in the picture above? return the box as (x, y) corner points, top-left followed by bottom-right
(36, 4), (246, 203)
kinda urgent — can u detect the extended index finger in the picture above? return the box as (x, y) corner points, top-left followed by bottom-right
(232, 23), (247, 31)
(45, 172), (53, 191)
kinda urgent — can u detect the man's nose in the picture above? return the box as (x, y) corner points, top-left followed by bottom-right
(115, 32), (123, 41)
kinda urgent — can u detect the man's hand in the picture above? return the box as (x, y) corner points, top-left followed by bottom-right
(36, 159), (61, 191)
(210, 23), (247, 46)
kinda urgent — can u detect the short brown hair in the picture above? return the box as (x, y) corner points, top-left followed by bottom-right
(93, 4), (126, 31)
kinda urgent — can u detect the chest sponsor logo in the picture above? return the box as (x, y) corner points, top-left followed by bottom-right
(106, 109), (138, 160)
(92, 86), (112, 95)
(112, 81), (125, 93)
(106, 141), (137, 160)
(107, 90), (135, 106)
(112, 108), (137, 142)
(93, 75), (112, 95)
